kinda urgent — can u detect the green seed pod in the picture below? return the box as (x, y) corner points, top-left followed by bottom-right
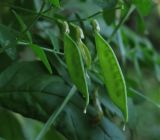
(77, 40), (92, 69)
(64, 26), (89, 113)
(92, 20), (128, 122)
(70, 24), (92, 69)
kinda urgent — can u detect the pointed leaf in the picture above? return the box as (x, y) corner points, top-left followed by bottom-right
(0, 24), (17, 59)
(12, 10), (32, 42)
(133, 0), (153, 16)
(0, 109), (26, 140)
(47, 31), (59, 51)
(30, 44), (52, 74)
(48, 0), (60, 7)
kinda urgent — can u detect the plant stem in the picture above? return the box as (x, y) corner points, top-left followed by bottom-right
(69, 11), (103, 22)
(22, 1), (45, 34)
(6, 3), (53, 17)
(69, 6), (123, 22)
(18, 41), (64, 55)
(108, 5), (136, 43)
(5, 3), (123, 24)
(129, 87), (160, 108)
(7, 3), (63, 22)
(35, 85), (77, 140)
(40, 47), (64, 55)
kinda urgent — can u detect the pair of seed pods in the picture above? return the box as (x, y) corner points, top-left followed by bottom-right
(64, 20), (128, 122)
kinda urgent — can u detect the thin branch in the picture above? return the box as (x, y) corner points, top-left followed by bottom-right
(68, 6), (123, 22)
(6, 3), (52, 16)
(108, 5), (136, 42)
(4, 3), (124, 24)
(41, 47), (64, 55)
(6, 3), (64, 22)
(69, 10), (103, 22)
(22, 1), (46, 34)
(129, 87), (160, 108)
(35, 85), (77, 140)
(3, 3), (36, 14)
(18, 41), (64, 55)
(42, 5), (52, 14)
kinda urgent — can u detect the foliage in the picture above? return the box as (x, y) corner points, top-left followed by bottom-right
(0, 0), (160, 140)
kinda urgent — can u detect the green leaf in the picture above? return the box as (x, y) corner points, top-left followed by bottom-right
(134, 57), (142, 79)
(103, 8), (115, 25)
(64, 33), (89, 111)
(47, 53), (71, 84)
(21, 117), (67, 140)
(48, 0), (60, 7)
(0, 61), (125, 140)
(154, 54), (160, 82)
(30, 44), (52, 74)
(12, 10), (32, 42)
(47, 31), (59, 51)
(0, 53), (12, 71)
(135, 10), (146, 34)
(0, 109), (26, 140)
(42, 128), (67, 140)
(133, 0), (153, 16)
(0, 24), (17, 59)
(94, 31), (128, 122)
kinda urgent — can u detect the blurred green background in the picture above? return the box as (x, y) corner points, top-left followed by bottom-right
(0, 0), (160, 140)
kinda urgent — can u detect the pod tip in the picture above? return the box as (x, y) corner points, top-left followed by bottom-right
(83, 108), (87, 114)
(122, 124), (126, 132)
